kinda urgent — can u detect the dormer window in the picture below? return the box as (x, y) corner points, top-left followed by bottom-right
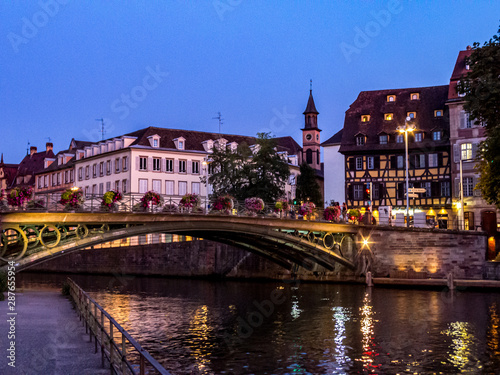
(465, 64), (470, 70)
(407, 112), (416, 119)
(434, 110), (443, 117)
(387, 95), (396, 102)
(384, 113), (393, 121)
(173, 137), (186, 150)
(229, 142), (238, 152)
(361, 115), (370, 122)
(356, 135), (365, 146)
(214, 138), (228, 150)
(414, 132), (423, 142)
(58, 155), (63, 165)
(410, 93), (420, 100)
(202, 139), (214, 152)
(379, 134), (388, 145)
(432, 131), (441, 141)
(147, 134), (161, 148)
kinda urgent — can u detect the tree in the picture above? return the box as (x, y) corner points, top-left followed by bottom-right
(458, 26), (500, 207)
(205, 133), (290, 202)
(295, 163), (323, 206)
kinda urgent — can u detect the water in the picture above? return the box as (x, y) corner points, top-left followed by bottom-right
(19, 273), (500, 374)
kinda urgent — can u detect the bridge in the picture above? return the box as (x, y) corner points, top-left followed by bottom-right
(0, 212), (363, 272)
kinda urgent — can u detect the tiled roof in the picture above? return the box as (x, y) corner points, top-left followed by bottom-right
(321, 129), (343, 146)
(339, 85), (450, 154)
(448, 48), (473, 100)
(10, 149), (55, 187)
(36, 149), (76, 174)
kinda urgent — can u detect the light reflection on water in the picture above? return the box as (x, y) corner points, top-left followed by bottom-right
(18, 273), (500, 374)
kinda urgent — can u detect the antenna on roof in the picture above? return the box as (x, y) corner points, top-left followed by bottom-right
(212, 112), (223, 135)
(26, 140), (30, 155)
(95, 118), (105, 140)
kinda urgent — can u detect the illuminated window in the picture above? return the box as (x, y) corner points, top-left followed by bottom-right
(410, 93), (420, 100)
(396, 134), (404, 143)
(434, 110), (443, 117)
(361, 115), (370, 122)
(461, 143), (472, 160)
(356, 135), (365, 146)
(414, 132), (423, 142)
(432, 131), (441, 141)
(387, 95), (396, 102)
(384, 113), (393, 121)
(407, 112), (416, 119)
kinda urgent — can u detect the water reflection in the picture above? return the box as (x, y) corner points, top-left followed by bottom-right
(358, 291), (379, 373)
(442, 321), (475, 369)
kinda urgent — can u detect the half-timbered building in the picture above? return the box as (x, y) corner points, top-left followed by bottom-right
(339, 85), (452, 225)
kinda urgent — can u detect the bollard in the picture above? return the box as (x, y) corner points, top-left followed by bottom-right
(366, 271), (374, 287)
(446, 272), (455, 290)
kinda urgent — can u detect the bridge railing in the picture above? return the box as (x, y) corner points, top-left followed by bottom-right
(67, 277), (171, 375)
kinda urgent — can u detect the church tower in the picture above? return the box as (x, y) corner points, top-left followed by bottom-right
(302, 83), (321, 170)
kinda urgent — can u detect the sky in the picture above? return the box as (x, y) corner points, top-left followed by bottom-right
(1, 1), (499, 163)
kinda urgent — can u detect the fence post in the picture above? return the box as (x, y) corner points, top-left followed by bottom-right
(121, 334), (126, 373)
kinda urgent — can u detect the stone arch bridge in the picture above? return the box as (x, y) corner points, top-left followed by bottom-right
(0, 212), (364, 273)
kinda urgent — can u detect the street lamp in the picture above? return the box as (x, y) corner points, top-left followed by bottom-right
(459, 152), (473, 230)
(397, 117), (416, 228)
(202, 159), (210, 212)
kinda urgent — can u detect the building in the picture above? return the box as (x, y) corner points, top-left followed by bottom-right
(321, 129), (344, 205)
(9, 143), (56, 192)
(338, 85), (452, 226)
(447, 46), (499, 232)
(71, 127), (302, 203)
(0, 154), (18, 193)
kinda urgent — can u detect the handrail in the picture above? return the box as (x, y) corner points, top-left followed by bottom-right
(67, 277), (170, 375)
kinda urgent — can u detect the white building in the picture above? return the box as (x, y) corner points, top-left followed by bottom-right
(321, 129), (344, 206)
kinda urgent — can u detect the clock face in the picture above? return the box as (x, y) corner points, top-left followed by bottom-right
(305, 134), (312, 141)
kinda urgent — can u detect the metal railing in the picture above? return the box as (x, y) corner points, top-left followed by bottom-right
(68, 278), (170, 375)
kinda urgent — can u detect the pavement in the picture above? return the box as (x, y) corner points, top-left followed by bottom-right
(0, 288), (109, 375)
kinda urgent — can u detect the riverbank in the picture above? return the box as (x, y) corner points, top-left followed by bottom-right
(0, 288), (108, 374)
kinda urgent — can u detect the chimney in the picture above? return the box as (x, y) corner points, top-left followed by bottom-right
(46, 142), (53, 153)
(466, 45), (472, 50)
(30, 146), (37, 156)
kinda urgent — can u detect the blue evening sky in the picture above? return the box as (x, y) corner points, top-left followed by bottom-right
(1, 1), (499, 162)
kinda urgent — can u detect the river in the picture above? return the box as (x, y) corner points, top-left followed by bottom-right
(19, 273), (500, 374)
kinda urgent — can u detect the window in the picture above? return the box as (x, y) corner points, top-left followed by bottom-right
(179, 160), (186, 173)
(412, 154), (426, 168)
(356, 136), (365, 146)
(434, 110), (443, 117)
(93, 164), (97, 178)
(464, 212), (474, 230)
(122, 156), (128, 171)
(414, 132), (423, 142)
(153, 139), (158, 147)
(64, 171), (68, 183)
(306, 149), (313, 163)
(78, 167), (83, 181)
(52, 175), (56, 186)
(396, 134), (404, 143)
(100, 162), (104, 176)
(384, 113), (393, 121)
(44, 175), (48, 187)
(139, 157), (147, 171)
(152, 179), (161, 193)
(122, 179), (127, 194)
(397, 155), (404, 169)
(356, 157), (363, 170)
(361, 115), (370, 122)
(432, 131), (441, 141)
(192, 182), (200, 195)
(463, 177), (474, 197)
(178, 140), (184, 150)
(38, 177), (42, 188)
(367, 156), (374, 170)
(461, 143), (472, 161)
(407, 112), (416, 119)
(106, 160), (111, 175)
(441, 181), (450, 197)
(387, 95), (396, 102)
(423, 182), (432, 198)
(166, 159), (173, 172)
(70, 170), (74, 182)
(115, 158), (120, 172)
(353, 185), (363, 200)
(86, 165), (90, 179)
(379, 135), (388, 144)
(165, 180), (174, 195)
(372, 183), (380, 199)
(410, 93), (419, 100)
(178, 181), (187, 196)
(460, 111), (472, 128)
(428, 153), (438, 168)
(92, 184), (97, 195)
(115, 180), (120, 191)
(106, 181), (111, 192)
(153, 158), (161, 171)
(99, 183), (104, 195)
(139, 179), (148, 194)
(192, 161), (200, 174)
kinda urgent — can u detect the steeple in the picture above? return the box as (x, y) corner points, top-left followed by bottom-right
(301, 82), (322, 170)
(303, 81), (319, 116)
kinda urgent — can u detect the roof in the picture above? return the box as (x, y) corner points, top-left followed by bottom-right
(303, 90), (319, 115)
(121, 126), (301, 155)
(448, 48), (473, 100)
(10, 149), (55, 187)
(70, 139), (94, 150)
(36, 149), (76, 174)
(339, 85), (450, 154)
(321, 129), (343, 146)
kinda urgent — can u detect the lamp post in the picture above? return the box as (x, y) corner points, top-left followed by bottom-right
(202, 159), (210, 212)
(459, 153), (473, 230)
(397, 117), (415, 228)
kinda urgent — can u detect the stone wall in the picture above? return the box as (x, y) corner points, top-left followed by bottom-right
(358, 226), (488, 280)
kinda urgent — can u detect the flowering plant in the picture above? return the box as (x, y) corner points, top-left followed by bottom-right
(298, 201), (316, 216)
(101, 190), (122, 210)
(323, 206), (341, 222)
(274, 199), (290, 212)
(347, 209), (362, 223)
(0, 189), (4, 202)
(140, 191), (163, 208)
(179, 193), (200, 209)
(212, 195), (234, 213)
(245, 197), (265, 213)
(7, 187), (33, 207)
(59, 188), (84, 210)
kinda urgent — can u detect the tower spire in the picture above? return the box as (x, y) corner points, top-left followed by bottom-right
(310, 79), (312, 93)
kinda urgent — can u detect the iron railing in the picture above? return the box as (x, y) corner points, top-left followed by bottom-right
(68, 277), (170, 375)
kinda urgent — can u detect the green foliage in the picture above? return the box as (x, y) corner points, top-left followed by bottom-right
(296, 163), (323, 206)
(206, 133), (290, 202)
(458, 26), (500, 207)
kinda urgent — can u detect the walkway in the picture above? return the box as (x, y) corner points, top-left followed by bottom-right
(0, 289), (108, 375)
